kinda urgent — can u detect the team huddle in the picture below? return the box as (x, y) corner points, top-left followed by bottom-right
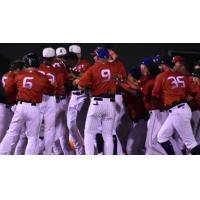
(0, 45), (200, 155)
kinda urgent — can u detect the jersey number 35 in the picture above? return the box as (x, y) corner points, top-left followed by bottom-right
(167, 76), (185, 89)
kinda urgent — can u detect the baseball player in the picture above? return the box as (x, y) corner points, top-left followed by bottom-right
(0, 60), (24, 143)
(152, 57), (200, 155)
(67, 45), (90, 155)
(52, 47), (72, 155)
(77, 47), (117, 155)
(117, 68), (149, 155)
(93, 49), (126, 155)
(190, 68), (200, 143)
(0, 53), (54, 155)
(39, 47), (64, 154)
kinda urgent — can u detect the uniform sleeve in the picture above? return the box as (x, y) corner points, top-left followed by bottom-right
(82, 60), (90, 73)
(41, 75), (54, 94)
(185, 76), (196, 96)
(78, 68), (93, 89)
(141, 81), (153, 102)
(54, 68), (65, 95)
(119, 62), (127, 79)
(4, 76), (16, 94)
(152, 74), (163, 98)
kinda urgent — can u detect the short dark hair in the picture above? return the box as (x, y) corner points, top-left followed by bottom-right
(10, 60), (25, 71)
(65, 52), (78, 68)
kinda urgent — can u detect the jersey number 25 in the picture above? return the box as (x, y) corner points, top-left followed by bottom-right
(168, 76), (185, 89)
(23, 77), (34, 89)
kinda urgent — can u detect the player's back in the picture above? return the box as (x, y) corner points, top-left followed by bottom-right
(153, 70), (190, 106)
(87, 61), (116, 97)
(15, 68), (52, 103)
(110, 59), (127, 79)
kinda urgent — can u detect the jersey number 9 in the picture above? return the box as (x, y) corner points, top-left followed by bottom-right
(23, 77), (34, 89)
(101, 69), (111, 82)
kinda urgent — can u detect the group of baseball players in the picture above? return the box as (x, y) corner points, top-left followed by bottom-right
(0, 44), (200, 155)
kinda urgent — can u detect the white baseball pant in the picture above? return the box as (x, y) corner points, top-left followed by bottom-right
(67, 91), (87, 155)
(191, 110), (200, 143)
(40, 95), (57, 155)
(0, 103), (14, 143)
(0, 102), (40, 155)
(53, 97), (72, 155)
(157, 103), (198, 150)
(84, 97), (116, 155)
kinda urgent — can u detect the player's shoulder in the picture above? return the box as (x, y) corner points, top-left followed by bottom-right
(80, 59), (89, 65)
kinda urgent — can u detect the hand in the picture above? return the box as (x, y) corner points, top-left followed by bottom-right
(73, 79), (79, 86)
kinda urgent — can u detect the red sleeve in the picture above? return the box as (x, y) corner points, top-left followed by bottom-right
(3, 76), (16, 94)
(78, 68), (93, 88)
(41, 75), (54, 94)
(152, 74), (163, 98)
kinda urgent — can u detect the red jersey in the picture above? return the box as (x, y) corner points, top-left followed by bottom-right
(52, 60), (70, 96)
(188, 77), (200, 110)
(15, 68), (54, 103)
(78, 61), (116, 96)
(71, 59), (90, 75)
(152, 70), (192, 106)
(2, 71), (17, 105)
(140, 78), (162, 110)
(39, 63), (64, 96)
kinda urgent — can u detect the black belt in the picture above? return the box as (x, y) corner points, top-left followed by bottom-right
(94, 93), (115, 99)
(165, 100), (186, 110)
(56, 96), (66, 100)
(168, 104), (185, 113)
(5, 105), (11, 108)
(93, 97), (115, 102)
(72, 91), (85, 95)
(18, 100), (37, 106)
(44, 93), (55, 96)
(115, 91), (122, 95)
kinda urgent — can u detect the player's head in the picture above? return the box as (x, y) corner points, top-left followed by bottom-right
(42, 47), (56, 64)
(10, 59), (25, 72)
(156, 56), (172, 72)
(92, 47), (110, 63)
(56, 47), (67, 59)
(69, 45), (81, 59)
(108, 49), (118, 63)
(173, 59), (190, 75)
(193, 59), (200, 70)
(192, 68), (200, 83)
(65, 52), (79, 68)
(23, 53), (40, 68)
(172, 55), (185, 65)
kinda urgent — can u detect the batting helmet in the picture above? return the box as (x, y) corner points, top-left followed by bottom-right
(23, 53), (40, 68)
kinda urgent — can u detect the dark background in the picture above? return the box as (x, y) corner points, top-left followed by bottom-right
(1, 43), (200, 151)
(1, 43), (200, 75)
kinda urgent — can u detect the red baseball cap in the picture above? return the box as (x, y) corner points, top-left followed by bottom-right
(172, 55), (184, 64)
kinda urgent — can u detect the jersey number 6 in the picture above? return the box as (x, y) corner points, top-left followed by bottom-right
(168, 76), (185, 89)
(101, 69), (111, 82)
(23, 77), (34, 89)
